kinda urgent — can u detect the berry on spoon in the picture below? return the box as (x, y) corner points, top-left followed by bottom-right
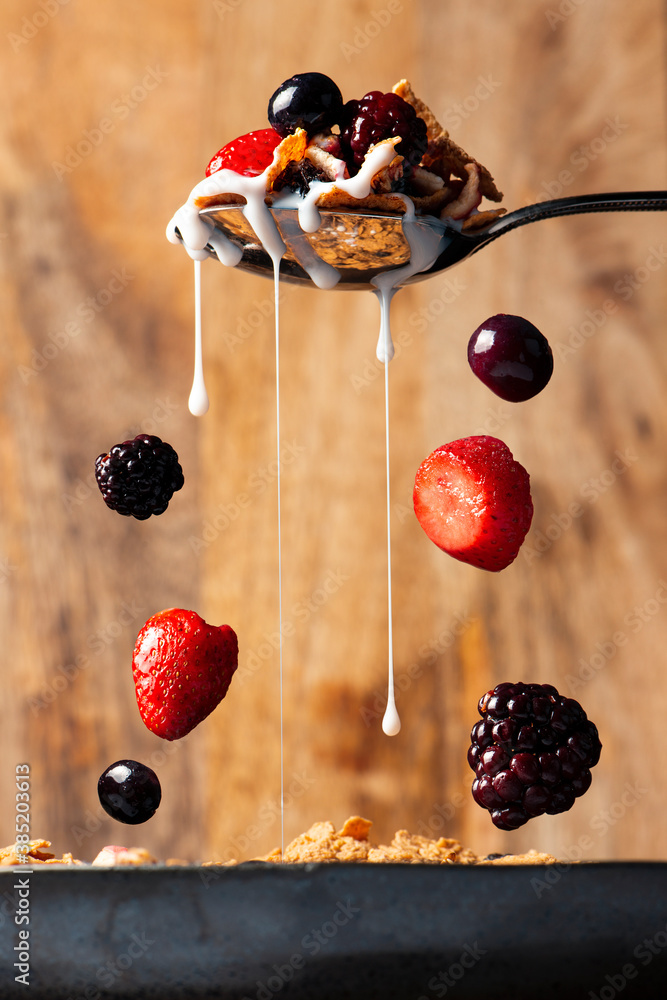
(206, 128), (283, 177)
(468, 314), (554, 402)
(132, 608), (238, 741)
(268, 72), (344, 137)
(413, 436), (533, 571)
(97, 760), (162, 825)
(339, 90), (428, 173)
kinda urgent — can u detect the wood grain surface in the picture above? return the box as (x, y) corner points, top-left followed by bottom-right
(0, 0), (665, 865)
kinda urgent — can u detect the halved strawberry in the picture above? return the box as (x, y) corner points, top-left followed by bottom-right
(413, 435), (533, 572)
(132, 608), (238, 741)
(206, 128), (282, 177)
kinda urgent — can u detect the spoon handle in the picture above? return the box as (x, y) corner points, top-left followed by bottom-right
(488, 190), (667, 238)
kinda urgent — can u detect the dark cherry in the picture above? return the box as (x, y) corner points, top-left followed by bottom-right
(98, 759), (161, 825)
(467, 314), (554, 402)
(268, 72), (344, 137)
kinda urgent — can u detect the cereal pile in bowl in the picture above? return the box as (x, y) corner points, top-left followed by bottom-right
(1, 817), (556, 868)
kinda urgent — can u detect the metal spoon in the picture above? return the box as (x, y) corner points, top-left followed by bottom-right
(196, 191), (667, 291)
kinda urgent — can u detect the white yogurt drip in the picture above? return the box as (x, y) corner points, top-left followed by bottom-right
(188, 260), (209, 416)
(276, 143), (398, 234)
(383, 698), (401, 737)
(381, 356), (401, 738)
(168, 140), (447, 740)
(372, 198), (446, 734)
(372, 197), (446, 363)
(270, 250), (286, 860)
(166, 139), (398, 286)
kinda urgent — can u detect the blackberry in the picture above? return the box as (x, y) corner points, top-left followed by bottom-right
(272, 158), (326, 196)
(95, 434), (184, 520)
(97, 760), (161, 825)
(268, 72), (344, 138)
(467, 314), (554, 402)
(468, 682), (601, 831)
(339, 91), (428, 174)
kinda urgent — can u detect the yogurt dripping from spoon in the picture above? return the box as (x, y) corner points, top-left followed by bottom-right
(167, 140), (446, 740)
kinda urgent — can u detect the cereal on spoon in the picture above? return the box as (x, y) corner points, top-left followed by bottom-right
(192, 74), (505, 228)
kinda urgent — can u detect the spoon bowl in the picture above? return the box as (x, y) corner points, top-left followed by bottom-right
(194, 191), (667, 291)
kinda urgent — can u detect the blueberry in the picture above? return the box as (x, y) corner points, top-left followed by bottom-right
(98, 760), (161, 825)
(268, 73), (343, 138)
(468, 314), (554, 402)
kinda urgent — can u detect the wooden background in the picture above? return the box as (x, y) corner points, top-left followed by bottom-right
(0, 0), (665, 864)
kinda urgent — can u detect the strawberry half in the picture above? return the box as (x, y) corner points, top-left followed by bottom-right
(413, 435), (533, 572)
(206, 128), (282, 177)
(132, 608), (238, 741)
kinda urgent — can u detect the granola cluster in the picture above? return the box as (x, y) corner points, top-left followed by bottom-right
(0, 840), (82, 866)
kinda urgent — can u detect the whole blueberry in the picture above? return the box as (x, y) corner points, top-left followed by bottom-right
(98, 759), (161, 825)
(468, 314), (553, 402)
(268, 72), (344, 137)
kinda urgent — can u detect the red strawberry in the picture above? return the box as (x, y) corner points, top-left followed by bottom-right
(132, 609), (238, 741)
(206, 128), (282, 177)
(413, 435), (533, 572)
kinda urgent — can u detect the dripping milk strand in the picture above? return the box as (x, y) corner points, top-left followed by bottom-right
(169, 142), (447, 745)
(381, 355), (400, 736)
(372, 198), (445, 734)
(271, 254), (286, 859)
(188, 260), (209, 416)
